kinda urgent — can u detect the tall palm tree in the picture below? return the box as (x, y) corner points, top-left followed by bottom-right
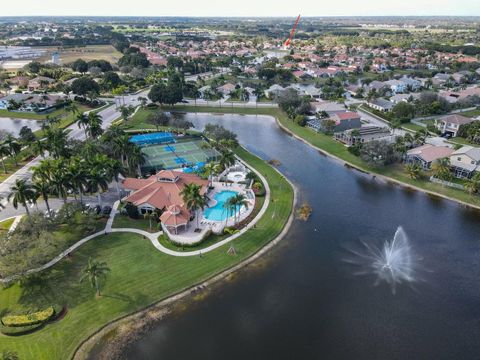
(106, 159), (125, 199)
(465, 173), (480, 195)
(77, 113), (90, 138)
(4, 135), (21, 166)
(203, 162), (217, 187)
(8, 179), (35, 217)
(50, 166), (70, 204)
(0, 142), (11, 174)
(128, 145), (146, 176)
(33, 181), (52, 215)
(219, 150), (235, 171)
(67, 158), (88, 204)
(432, 158), (452, 181)
(65, 102), (79, 118)
(180, 183), (207, 229)
(230, 194), (249, 225)
(111, 134), (131, 166)
(32, 139), (48, 159)
(87, 168), (110, 207)
(80, 258), (110, 297)
(87, 112), (103, 139)
(405, 163), (422, 180)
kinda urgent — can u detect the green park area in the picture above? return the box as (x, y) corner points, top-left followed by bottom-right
(0, 145), (293, 360)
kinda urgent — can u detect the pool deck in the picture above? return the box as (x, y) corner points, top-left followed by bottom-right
(164, 180), (255, 245)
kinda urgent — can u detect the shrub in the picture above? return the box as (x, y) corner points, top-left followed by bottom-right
(223, 227), (239, 235)
(125, 203), (139, 219)
(2, 306), (54, 327)
(252, 181), (265, 196)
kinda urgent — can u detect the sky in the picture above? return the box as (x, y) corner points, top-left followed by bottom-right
(2, 0), (480, 17)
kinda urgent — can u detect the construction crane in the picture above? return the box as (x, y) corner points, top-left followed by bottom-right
(284, 15), (301, 48)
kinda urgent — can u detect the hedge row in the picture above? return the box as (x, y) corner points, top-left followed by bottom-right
(1, 306), (55, 327)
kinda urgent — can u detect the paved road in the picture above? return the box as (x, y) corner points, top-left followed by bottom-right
(0, 90), (149, 203)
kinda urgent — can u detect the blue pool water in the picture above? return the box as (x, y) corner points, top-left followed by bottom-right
(203, 190), (239, 221)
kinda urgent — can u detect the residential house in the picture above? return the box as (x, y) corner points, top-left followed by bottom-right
(28, 76), (55, 91)
(0, 93), (64, 112)
(311, 101), (347, 116)
(307, 111), (361, 133)
(404, 144), (453, 170)
(217, 83), (236, 96)
(435, 114), (476, 137)
(122, 170), (209, 233)
(264, 84), (285, 99)
(334, 126), (392, 146)
(449, 146), (480, 178)
(367, 98), (395, 112)
(385, 79), (406, 94)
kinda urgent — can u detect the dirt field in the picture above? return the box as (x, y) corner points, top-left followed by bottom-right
(35, 45), (123, 65)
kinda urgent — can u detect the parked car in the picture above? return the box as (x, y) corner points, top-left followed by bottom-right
(101, 206), (112, 216)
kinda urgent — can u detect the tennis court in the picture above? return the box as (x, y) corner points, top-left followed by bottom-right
(140, 137), (220, 172)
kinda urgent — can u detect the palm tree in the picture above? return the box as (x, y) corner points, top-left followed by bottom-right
(230, 194), (249, 225)
(0, 142), (11, 174)
(465, 173), (480, 195)
(203, 162), (217, 187)
(87, 168), (110, 207)
(50, 166), (70, 204)
(223, 197), (237, 225)
(67, 158), (88, 204)
(33, 181), (52, 215)
(77, 113), (90, 138)
(405, 163), (422, 180)
(8, 179), (35, 217)
(432, 158), (452, 181)
(111, 134), (131, 166)
(4, 135), (21, 166)
(106, 159), (125, 199)
(80, 258), (110, 297)
(128, 145), (146, 176)
(32, 139), (48, 159)
(65, 102), (79, 118)
(87, 112), (103, 139)
(180, 183), (207, 229)
(219, 150), (235, 171)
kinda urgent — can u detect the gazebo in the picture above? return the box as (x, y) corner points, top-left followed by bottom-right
(160, 205), (190, 235)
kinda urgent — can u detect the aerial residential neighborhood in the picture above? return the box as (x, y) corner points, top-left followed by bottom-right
(1, 3), (480, 360)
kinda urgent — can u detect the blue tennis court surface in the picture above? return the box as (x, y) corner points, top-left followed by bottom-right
(137, 137), (220, 173)
(130, 132), (175, 146)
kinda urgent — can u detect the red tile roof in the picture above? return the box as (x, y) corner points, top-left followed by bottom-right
(122, 170), (208, 211)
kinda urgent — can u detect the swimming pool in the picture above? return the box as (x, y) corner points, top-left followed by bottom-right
(203, 190), (239, 221)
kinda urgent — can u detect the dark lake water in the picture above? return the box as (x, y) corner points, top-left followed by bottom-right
(0, 117), (41, 136)
(122, 113), (480, 360)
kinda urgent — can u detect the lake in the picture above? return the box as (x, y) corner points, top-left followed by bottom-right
(0, 117), (42, 136)
(119, 113), (480, 360)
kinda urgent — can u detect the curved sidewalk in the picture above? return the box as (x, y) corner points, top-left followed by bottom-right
(0, 154), (272, 281)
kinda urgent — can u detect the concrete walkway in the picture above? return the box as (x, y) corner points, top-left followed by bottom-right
(0, 158), (271, 282)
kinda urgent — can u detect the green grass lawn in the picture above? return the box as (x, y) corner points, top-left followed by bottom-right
(402, 122), (425, 132)
(459, 109), (480, 118)
(165, 104), (480, 208)
(112, 214), (160, 233)
(0, 147), (293, 360)
(0, 217), (16, 235)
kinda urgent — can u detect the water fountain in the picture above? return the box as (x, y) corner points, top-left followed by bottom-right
(344, 226), (419, 294)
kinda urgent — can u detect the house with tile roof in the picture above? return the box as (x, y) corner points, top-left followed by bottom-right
(435, 114), (476, 137)
(449, 146), (480, 178)
(122, 170), (208, 234)
(405, 144), (454, 170)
